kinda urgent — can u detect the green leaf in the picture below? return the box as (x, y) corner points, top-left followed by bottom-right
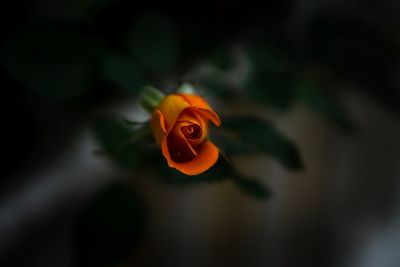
(122, 119), (146, 126)
(150, 154), (271, 200)
(0, 19), (103, 99)
(102, 54), (146, 93)
(246, 38), (292, 74)
(93, 118), (152, 170)
(295, 80), (354, 131)
(138, 85), (165, 112)
(199, 73), (234, 99)
(93, 117), (273, 200)
(208, 48), (234, 71)
(244, 72), (295, 110)
(71, 0), (113, 20)
(157, 156), (231, 184)
(211, 129), (255, 155)
(243, 37), (296, 110)
(232, 175), (272, 200)
(222, 116), (304, 170)
(129, 13), (178, 72)
(73, 182), (146, 267)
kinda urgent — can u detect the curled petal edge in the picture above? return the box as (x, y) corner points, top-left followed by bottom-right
(162, 139), (219, 175)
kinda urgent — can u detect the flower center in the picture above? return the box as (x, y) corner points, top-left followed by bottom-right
(181, 124), (201, 139)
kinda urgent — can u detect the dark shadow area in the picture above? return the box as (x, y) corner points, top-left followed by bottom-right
(0, 1), (399, 267)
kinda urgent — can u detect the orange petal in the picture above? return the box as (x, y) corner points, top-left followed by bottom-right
(155, 94), (190, 132)
(197, 108), (221, 126)
(177, 121), (205, 147)
(175, 108), (201, 125)
(177, 94), (221, 126)
(150, 109), (167, 146)
(176, 109), (208, 141)
(177, 93), (212, 109)
(167, 120), (198, 162)
(162, 140), (219, 175)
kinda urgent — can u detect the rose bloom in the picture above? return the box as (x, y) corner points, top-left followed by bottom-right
(151, 93), (221, 175)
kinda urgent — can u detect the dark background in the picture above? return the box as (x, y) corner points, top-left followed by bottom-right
(0, 0), (399, 267)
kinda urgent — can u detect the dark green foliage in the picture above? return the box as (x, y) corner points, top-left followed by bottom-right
(93, 118), (152, 170)
(242, 38), (297, 109)
(221, 116), (304, 170)
(246, 39), (292, 74)
(129, 13), (178, 72)
(244, 72), (295, 109)
(156, 156), (231, 184)
(211, 129), (255, 155)
(232, 175), (272, 200)
(94, 117), (271, 199)
(0, 19), (103, 99)
(154, 155), (271, 200)
(102, 54), (146, 92)
(295, 80), (354, 131)
(73, 182), (146, 267)
(199, 74), (233, 99)
(208, 48), (235, 71)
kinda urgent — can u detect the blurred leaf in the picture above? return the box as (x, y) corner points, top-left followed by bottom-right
(295, 80), (354, 131)
(73, 182), (146, 267)
(157, 156), (231, 184)
(139, 85), (166, 112)
(129, 13), (178, 72)
(212, 127), (255, 155)
(94, 118), (272, 199)
(232, 175), (272, 200)
(208, 48), (234, 71)
(0, 19), (103, 99)
(199, 73), (233, 99)
(72, 0), (113, 20)
(222, 116), (304, 170)
(246, 38), (292, 74)
(243, 37), (297, 109)
(94, 118), (152, 170)
(151, 154), (271, 200)
(122, 119), (146, 126)
(244, 72), (295, 109)
(102, 54), (146, 92)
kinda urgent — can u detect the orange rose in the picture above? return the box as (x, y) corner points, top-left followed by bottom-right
(150, 93), (221, 175)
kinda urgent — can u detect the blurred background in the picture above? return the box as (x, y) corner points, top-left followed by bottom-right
(0, 0), (399, 266)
